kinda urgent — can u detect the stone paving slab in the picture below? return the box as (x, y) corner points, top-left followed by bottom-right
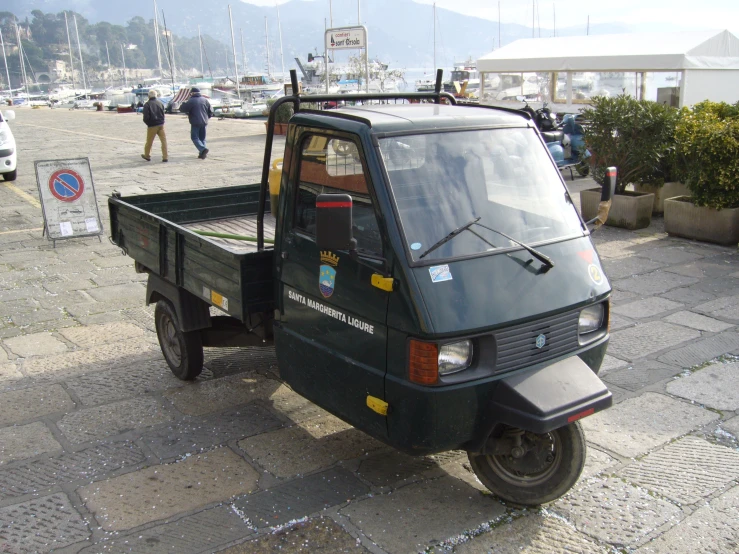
(0, 441), (146, 501)
(21, 340), (160, 379)
(666, 360), (739, 410)
(57, 395), (176, 444)
(0, 421), (63, 465)
(78, 447), (259, 532)
(598, 354), (629, 374)
(340, 476), (505, 554)
(234, 468), (369, 529)
(580, 447), (618, 481)
(553, 477), (683, 548)
(635, 484), (739, 553)
(2, 332), (68, 357)
(722, 416), (739, 438)
(357, 450), (441, 488)
(0, 383), (75, 426)
(663, 310), (735, 332)
(0, 492), (90, 553)
(658, 332), (739, 368)
(694, 294), (739, 321)
(239, 414), (386, 479)
(580, 392), (718, 458)
(613, 270), (699, 296)
(0, 363), (23, 386)
(79, 505), (252, 554)
(454, 512), (610, 554)
(59, 321), (145, 349)
(618, 436), (739, 505)
(64, 359), (187, 407)
(660, 286), (715, 306)
(601, 257), (666, 280)
(600, 360), (683, 392)
(221, 516), (367, 554)
(164, 374), (282, 417)
(611, 297), (683, 319)
(265, 384), (331, 424)
(607, 321), (701, 361)
(609, 314), (635, 332)
(143, 404), (284, 461)
(634, 246), (705, 265)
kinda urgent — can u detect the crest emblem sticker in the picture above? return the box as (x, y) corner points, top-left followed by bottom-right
(319, 251), (340, 298)
(588, 264), (604, 285)
(535, 334), (546, 349)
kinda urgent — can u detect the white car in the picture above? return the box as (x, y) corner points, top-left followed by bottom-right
(0, 109), (17, 181)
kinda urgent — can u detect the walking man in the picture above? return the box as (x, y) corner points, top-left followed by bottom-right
(142, 90), (168, 162)
(179, 87), (214, 159)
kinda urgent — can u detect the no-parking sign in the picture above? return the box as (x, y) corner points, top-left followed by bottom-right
(34, 158), (103, 242)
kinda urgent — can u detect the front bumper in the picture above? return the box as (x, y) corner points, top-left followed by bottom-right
(0, 147), (16, 172)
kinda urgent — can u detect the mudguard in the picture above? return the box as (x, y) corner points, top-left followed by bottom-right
(146, 273), (211, 332)
(488, 356), (612, 434)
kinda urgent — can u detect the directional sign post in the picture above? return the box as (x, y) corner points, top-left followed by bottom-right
(324, 26), (369, 94)
(34, 158), (103, 246)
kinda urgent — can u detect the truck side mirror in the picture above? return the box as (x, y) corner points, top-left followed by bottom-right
(316, 193), (354, 251)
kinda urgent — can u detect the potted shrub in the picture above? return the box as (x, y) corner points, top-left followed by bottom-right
(579, 94), (679, 229)
(664, 101), (739, 245)
(264, 99), (293, 135)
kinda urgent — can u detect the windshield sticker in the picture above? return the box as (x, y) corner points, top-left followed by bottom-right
(319, 251), (339, 298)
(429, 265), (453, 283)
(288, 289), (375, 334)
(588, 264), (604, 285)
(411, 242), (422, 251)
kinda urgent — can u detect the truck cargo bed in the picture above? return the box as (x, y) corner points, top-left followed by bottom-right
(109, 184), (275, 322)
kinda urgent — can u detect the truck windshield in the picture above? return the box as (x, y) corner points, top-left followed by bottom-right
(378, 128), (585, 263)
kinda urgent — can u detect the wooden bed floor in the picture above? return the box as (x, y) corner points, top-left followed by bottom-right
(182, 214), (277, 253)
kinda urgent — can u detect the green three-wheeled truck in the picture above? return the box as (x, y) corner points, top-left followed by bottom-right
(110, 70), (616, 505)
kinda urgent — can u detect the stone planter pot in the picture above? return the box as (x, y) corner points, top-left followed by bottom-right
(634, 182), (691, 214)
(664, 196), (739, 245)
(580, 189), (655, 230)
(264, 122), (288, 135)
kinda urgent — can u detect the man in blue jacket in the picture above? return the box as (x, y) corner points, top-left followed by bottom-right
(179, 87), (214, 159)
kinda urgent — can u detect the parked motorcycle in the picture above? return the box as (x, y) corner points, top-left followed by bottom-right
(520, 100), (591, 178)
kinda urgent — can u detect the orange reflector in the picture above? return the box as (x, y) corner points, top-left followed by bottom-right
(409, 340), (438, 385)
(568, 407), (595, 423)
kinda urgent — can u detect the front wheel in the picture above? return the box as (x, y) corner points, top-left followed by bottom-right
(3, 169), (17, 181)
(576, 162), (590, 177)
(467, 422), (586, 506)
(154, 300), (204, 380)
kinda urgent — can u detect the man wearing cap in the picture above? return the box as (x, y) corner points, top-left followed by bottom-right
(141, 89), (168, 162)
(179, 87), (214, 159)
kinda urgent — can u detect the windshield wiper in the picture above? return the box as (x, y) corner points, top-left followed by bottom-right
(474, 222), (554, 269)
(419, 217), (481, 259)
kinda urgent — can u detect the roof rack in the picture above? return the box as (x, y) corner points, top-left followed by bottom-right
(257, 69), (456, 249)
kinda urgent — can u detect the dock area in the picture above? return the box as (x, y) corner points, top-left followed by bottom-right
(1, 107), (739, 553)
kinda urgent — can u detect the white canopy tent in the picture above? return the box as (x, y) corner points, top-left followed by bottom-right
(477, 30), (739, 108)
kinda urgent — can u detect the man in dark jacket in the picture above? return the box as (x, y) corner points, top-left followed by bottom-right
(179, 87), (214, 159)
(141, 89), (168, 162)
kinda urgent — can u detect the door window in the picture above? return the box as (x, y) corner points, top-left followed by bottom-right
(294, 135), (383, 255)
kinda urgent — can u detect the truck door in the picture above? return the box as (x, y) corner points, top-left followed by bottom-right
(275, 131), (389, 440)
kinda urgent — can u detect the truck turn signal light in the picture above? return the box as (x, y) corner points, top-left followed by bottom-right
(409, 340), (438, 384)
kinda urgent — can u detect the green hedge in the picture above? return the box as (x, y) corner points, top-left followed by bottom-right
(675, 101), (739, 210)
(581, 94), (680, 194)
(266, 98), (294, 123)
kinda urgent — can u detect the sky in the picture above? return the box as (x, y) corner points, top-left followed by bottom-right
(240, 0), (739, 35)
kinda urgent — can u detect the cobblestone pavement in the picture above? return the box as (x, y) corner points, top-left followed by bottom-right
(1, 107), (738, 553)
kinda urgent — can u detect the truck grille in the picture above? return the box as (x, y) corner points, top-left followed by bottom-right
(493, 310), (580, 374)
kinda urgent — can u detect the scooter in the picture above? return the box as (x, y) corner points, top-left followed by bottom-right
(520, 101), (591, 178)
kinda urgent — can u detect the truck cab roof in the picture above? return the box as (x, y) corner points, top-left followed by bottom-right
(294, 103), (531, 136)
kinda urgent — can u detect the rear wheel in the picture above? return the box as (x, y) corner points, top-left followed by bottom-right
(468, 422), (586, 506)
(3, 169), (16, 181)
(154, 300), (203, 380)
(576, 161), (590, 177)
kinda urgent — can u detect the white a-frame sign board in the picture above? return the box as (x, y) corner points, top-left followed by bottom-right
(34, 158), (103, 246)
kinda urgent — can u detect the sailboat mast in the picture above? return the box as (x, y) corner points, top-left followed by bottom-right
(240, 28), (247, 77)
(120, 44), (128, 87)
(171, 32), (177, 81)
(276, 5), (285, 82)
(0, 28), (12, 102)
(200, 26), (205, 77)
(228, 5), (241, 100)
(553, 3), (556, 37)
(64, 12), (76, 90)
(264, 17), (271, 80)
(15, 21), (30, 102)
(498, 1), (501, 48)
(433, 3), (436, 70)
(153, 0), (163, 78)
(73, 15), (87, 95)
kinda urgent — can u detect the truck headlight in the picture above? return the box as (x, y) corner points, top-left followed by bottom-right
(579, 304), (605, 337)
(0, 129), (10, 147)
(438, 340), (473, 375)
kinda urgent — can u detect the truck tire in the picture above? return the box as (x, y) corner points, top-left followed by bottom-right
(154, 300), (204, 380)
(467, 422), (586, 506)
(576, 162), (590, 177)
(3, 169), (16, 182)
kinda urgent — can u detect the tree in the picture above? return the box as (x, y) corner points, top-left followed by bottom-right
(347, 53), (405, 92)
